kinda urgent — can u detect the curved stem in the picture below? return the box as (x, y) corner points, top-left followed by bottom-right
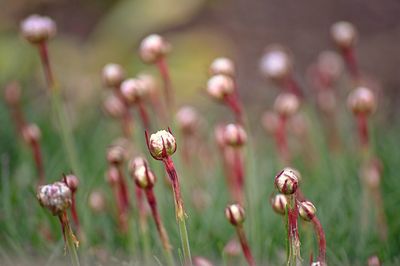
(156, 57), (174, 110)
(236, 225), (255, 266)
(58, 212), (80, 266)
(311, 216), (326, 264)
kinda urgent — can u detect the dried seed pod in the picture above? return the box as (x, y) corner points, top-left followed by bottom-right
(193, 256), (214, 266)
(225, 203), (245, 226)
(223, 123), (247, 147)
(106, 145), (126, 165)
(298, 200), (317, 221)
(88, 190), (106, 213)
(175, 106), (200, 135)
(274, 93), (300, 117)
(139, 34), (170, 64)
(274, 167), (299, 195)
(206, 74), (234, 100)
(259, 45), (292, 81)
(270, 194), (288, 215)
(22, 123), (41, 144)
(261, 111), (279, 135)
(121, 78), (149, 104)
(65, 174), (79, 193)
(209, 57), (235, 77)
(103, 94), (126, 118)
(37, 181), (72, 215)
(347, 86), (376, 115)
(148, 130), (177, 159)
(102, 63), (125, 88)
(331, 21), (357, 49)
(20, 14), (56, 44)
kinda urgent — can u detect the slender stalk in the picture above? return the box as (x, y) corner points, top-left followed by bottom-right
(311, 217), (326, 264)
(117, 166), (130, 213)
(224, 95), (243, 124)
(156, 57), (174, 109)
(31, 140), (45, 185)
(284, 77), (302, 98)
(236, 225), (255, 266)
(135, 187), (151, 264)
(70, 193), (80, 233)
(59, 212), (80, 266)
(276, 115), (290, 164)
(37, 42), (55, 89)
(232, 149), (244, 205)
(286, 195), (301, 266)
(356, 113), (369, 149)
(163, 157), (192, 266)
(137, 102), (151, 131)
(342, 47), (359, 82)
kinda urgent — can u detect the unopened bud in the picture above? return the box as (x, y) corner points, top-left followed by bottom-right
(139, 34), (170, 64)
(148, 130), (177, 159)
(106, 145), (126, 165)
(261, 111), (279, 135)
(223, 123), (247, 147)
(37, 181), (71, 215)
(103, 95), (126, 118)
(193, 256), (214, 266)
(270, 194), (288, 215)
(88, 190), (106, 213)
(20, 14), (56, 44)
(137, 73), (158, 94)
(209, 57), (235, 77)
(121, 78), (149, 104)
(274, 93), (300, 117)
(65, 174), (79, 193)
(298, 201), (317, 221)
(176, 106), (199, 135)
(129, 157), (156, 189)
(275, 167), (299, 194)
(260, 45), (292, 81)
(360, 159), (382, 189)
(106, 165), (120, 185)
(22, 123), (41, 144)
(102, 63), (125, 88)
(206, 74), (234, 100)
(225, 203), (245, 226)
(347, 87), (376, 115)
(331, 21), (357, 49)
(4, 82), (21, 106)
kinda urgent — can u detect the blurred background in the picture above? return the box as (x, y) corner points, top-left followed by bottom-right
(2, 0), (400, 120)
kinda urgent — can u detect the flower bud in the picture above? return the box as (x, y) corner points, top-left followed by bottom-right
(22, 123), (41, 144)
(37, 181), (72, 215)
(317, 51), (343, 82)
(298, 200), (317, 221)
(209, 57), (235, 77)
(4, 82), (21, 106)
(223, 239), (241, 256)
(103, 94), (126, 118)
(176, 106), (199, 135)
(223, 123), (247, 147)
(193, 256), (214, 266)
(129, 157), (156, 189)
(275, 167), (299, 194)
(261, 111), (279, 135)
(106, 165), (120, 185)
(274, 93), (300, 117)
(347, 87), (376, 115)
(137, 73), (158, 94)
(102, 63), (125, 88)
(139, 34), (170, 64)
(259, 45), (292, 81)
(148, 130), (177, 159)
(270, 194), (288, 215)
(331, 21), (357, 49)
(88, 190), (106, 213)
(106, 145), (126, 165)
(121, 78), (149, 104)
(360, 159), (382, 189)
(225, 203), (245, 226)
(367, 255), (381, 266)
(65, 174), (79, 193)
(20, 14), (56, 44)
(206, 74), (234, 100)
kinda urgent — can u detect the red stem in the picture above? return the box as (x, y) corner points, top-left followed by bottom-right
(156, 57), (174, 108)
(236, 225), (256, 266)
(70, 193), (80, 233)
(276, 115), (290, 163)
(342, 47), (359, 82)
(31, 140), (45, 185)
(224, 94), (243, 124)
(145, 188), (172, 250)
(233, 149), (244, 204)
(37, 42), (55, 89)
(112, 183), (128, 232)
(284, 76), (303, 98)
(137, 101), (151, 131)
(117, 167), (130, 213)
(163, 157), (184, 219)
(356, 113), (369, 149)
(311, 217), (326, 264)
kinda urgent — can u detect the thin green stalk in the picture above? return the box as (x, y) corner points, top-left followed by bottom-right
(177, 214), (192, 266)
(65, 224), (80, 266)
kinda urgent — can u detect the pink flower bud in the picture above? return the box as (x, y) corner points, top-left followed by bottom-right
(298, 200), (317, 221)
(102, 63), (125, 88)
(175, 106), (200, 135)
(22, 123), (41, 144)
(274, 167), (299, 195)
(88, 190), (106, 213)
(317, 51), (343, 82)
(331, 21), (357, 49)
(139, 34), (170, 64)
(103, 95), (127, 118)
(209, 57), (235, 77)
(206, 74), (234, 100)
(223, 123), (247, 147)
(270, 193), (288, 215)
(193, 256), (214, 266)
(148, 130), (177, 159)
(347, 86), (376, 115)
(106, 145), (126, 165)
(121, 78), (149, 104)
(260, 45), (292, 81)
(65, 174), (79, 193)
(137, 73), (158, 93)
(37, 181), (71, 215)
(225, 203), (245, 226)
(20, 14), (56, 44)
(129, 157), (156, 189)
(274, 93), (300, 117)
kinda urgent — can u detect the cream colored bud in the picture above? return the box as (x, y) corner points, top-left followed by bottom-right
(88, 190), (106, 213)
(65, 174), (79, 193)
(129, 157), (156, 189)
(206, 74), (234, 100)
(20, 14), (56, 44)
(271, 194), (288, 215)
(298, 201), (317, 221)
(225, 203), (245, 226)
(102, 63), (125, 88)
(37, 181), (71, 215)
(347, 87), (376, 115)
(209, 57), (235, 77)
(331, 21), (357, 49)
(103, 95), (126, 118)
(121, 78), (149, 103)
(260, 46), (292, 81)
(149, 130), (177, 159)
(106, 145), (126, 165)
(261, 111), (279, 135)
(274, 93), (300, 117)
(139, 34), (170, 64)
(223, 123), (247, 147)
(22, 123), (41, 144)
(275, 167), (299, 194)
(176, 106), (199, 134)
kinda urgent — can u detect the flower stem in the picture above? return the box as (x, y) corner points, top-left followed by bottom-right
(156, 57), (174, 110)
(276, 115), (290, 164)
(342, 47), (360, 82)
(311, 216), (326, 264)
(286, 195), (301, 266)
(31, 140), (45, 185)
(137, 101), (151, 131)
(236, 225), (255, 266)
(59, 212), (80, 266)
